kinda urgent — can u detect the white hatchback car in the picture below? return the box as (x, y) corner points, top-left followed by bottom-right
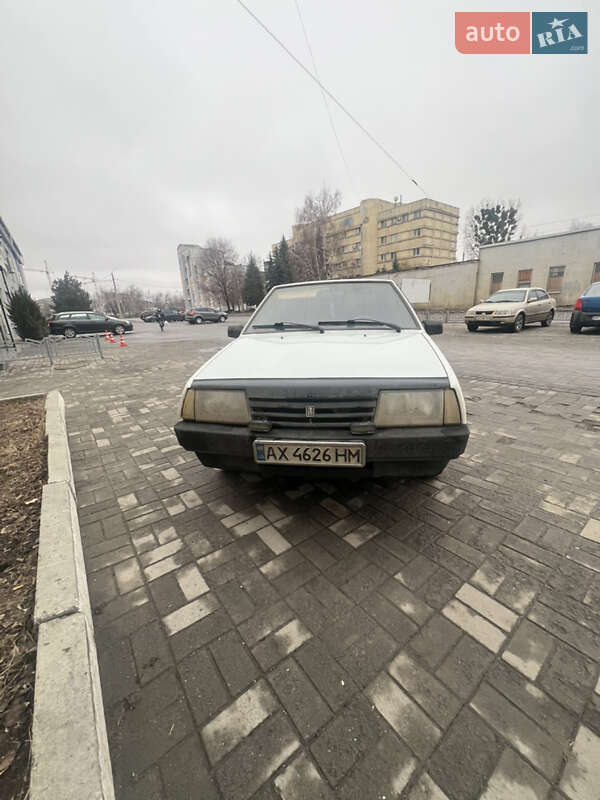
(175, 280), (469, 478)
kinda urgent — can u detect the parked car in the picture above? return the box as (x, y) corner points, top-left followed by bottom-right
(185, 307), (228, 324)
(174, 280), (469, 478)
(48, 311), (133, 338)
(570, 282), (600, 333)
(464, 287), (556, 332)
(141, 308), (184, 322)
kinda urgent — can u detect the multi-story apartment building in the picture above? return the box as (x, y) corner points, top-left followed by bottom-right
(0, 216), (27, 346)
(282, 197), (459, 279)
(177, 244), (220, 309)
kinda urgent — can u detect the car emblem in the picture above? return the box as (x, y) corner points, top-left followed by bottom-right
(305, 405), (315, 417)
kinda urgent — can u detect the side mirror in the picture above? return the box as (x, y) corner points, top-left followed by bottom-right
(228, 325), (243, 338)
(423, 321), (443, 336)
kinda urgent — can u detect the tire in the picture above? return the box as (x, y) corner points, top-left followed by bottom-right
(194, 317), (204, 325)
(511, 313), (525, 333)
(541, 310), (554, 327)
(466, 323), (479, 332)
(63, 327), (77, 339)
(218, 315), (226, 323)
(570, 320), (583, 334)
(114, 325), (125, 335)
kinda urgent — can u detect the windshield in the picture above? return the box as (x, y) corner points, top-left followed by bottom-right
(484, 290), (526, 303)
(247, 282), (418, 332)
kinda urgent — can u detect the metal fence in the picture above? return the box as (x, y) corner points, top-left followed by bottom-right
(0, 335), (104, 372)
(419, 308), (572, 323)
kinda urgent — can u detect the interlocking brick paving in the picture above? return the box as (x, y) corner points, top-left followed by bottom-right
(2, 323), (600, 799)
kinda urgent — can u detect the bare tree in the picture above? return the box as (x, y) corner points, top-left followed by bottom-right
(291, 187), (341, 280)
(95, 285), (185, 316)
(200, 237), (239, 309)
(462, 199), (521, 259)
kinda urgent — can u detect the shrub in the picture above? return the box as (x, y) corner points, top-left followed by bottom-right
(7, 288), (47, 340)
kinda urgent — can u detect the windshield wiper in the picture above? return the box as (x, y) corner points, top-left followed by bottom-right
(252, 321), (324, 333)
(318, 317), (402, 332)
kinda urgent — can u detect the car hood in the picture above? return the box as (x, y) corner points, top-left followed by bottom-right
(468, 302), (522, 313)
(189, 329), (448, 381)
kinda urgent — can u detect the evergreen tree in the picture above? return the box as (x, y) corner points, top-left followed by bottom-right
(265, 238), (295, 290)
(242, 253), (265, 307)
(8, 288), (47, 340)
(51, 271), (92, 312)
(265, 252), (275, 291)
(277, 236), (293, 284)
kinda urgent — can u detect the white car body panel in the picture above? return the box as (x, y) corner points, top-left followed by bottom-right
(189, 330), (446, 381)
(186, 330), (467, 424)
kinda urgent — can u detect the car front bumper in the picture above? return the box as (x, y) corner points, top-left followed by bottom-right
(174, 421), (469, 476)
(571, 311), (600, 328)
(465, 315), (515, 327)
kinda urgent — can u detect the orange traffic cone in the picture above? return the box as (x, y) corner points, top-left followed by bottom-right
(104, 330), (110, 342)
(108, 331), (115, 343)
(119, 333), (127, 347)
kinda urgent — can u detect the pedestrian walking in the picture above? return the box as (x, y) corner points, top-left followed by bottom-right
(156, 308), (166, 332)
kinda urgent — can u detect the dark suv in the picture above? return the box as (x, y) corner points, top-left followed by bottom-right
(185, 307), (228, 324)
(48, 311), (133, 338)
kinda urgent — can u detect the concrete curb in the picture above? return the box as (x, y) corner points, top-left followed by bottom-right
(30, 390), (115, 800)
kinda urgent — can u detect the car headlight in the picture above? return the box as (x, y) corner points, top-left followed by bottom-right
(493, 310), (512, 316)
(374, 389), (461, 427)
(180, 389), (250, 425)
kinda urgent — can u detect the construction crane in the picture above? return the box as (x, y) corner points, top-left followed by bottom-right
(22, 261), (98, 295)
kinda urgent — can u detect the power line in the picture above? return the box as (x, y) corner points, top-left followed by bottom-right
(292, 0), (355, 192)
(235, 0), (427, 197)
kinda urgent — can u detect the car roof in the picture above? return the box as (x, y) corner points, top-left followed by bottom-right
(274, 278), (396, 288)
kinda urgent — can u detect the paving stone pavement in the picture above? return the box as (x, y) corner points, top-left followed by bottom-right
(2, 324), (600, 800)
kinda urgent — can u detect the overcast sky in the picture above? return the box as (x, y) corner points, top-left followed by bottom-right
(1, 0), (598, 298)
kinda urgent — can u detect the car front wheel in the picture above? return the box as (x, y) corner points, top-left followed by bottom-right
(63, 327), (77, 339)
(115, 325), (125, 335)
(218, 315), (226, 322)
(541, 310), (554, 327)
(511, 313), (525, 333)
(194, 317), (203, 324)
(466, 323), (478, 332)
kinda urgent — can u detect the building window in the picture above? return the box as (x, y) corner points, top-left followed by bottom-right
(547, 265), (565, 294)
(490, 272), (504, 294)
(380, 236), (387, 244)
(592, 262), (600, 282)
(517, 269), (532, 287)
(412, 248), (420, 256)
(379, 254), (385, 262)
(413, 228), (421, 237)
(401, 213), (409, 223)
(413, 210), (422, 219)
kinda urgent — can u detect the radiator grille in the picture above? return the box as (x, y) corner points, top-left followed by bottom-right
(248, 397), (376, 429)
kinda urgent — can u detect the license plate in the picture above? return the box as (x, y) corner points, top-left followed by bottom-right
(253, 440), (366, 468)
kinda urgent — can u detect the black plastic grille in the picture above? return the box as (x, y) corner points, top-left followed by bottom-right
(248, 397), (376, 429)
